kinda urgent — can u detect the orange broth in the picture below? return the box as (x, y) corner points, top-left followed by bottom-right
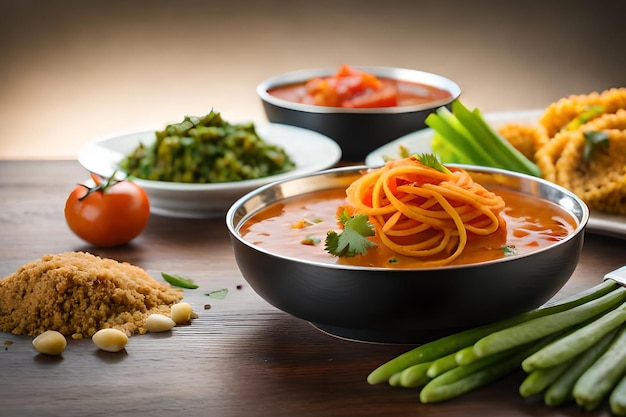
(239, 188), (577, 269)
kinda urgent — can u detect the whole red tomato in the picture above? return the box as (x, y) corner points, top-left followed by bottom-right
(65, 172), (150, 247)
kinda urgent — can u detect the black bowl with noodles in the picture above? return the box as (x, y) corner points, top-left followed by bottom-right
(226, 165), (589, 344)
(256, 66), (461, 162)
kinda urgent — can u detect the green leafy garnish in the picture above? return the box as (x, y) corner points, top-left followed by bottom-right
(205, 288), (229, 299)
(415, 153), (451, 174)
(501, 245), (517, 256)
(564, 105), (605, 131)
(161, 272), (199, 289)
(325, 211), (377, 257)
(583, 131), (609, 162)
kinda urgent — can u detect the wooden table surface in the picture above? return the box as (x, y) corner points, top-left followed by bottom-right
(1, 160), (625, 417)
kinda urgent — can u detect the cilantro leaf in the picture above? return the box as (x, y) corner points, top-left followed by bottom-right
(161, 272), (199, 289)
(325, 212), (377, 257)
(415, 153), (451, 174)
(338, 209), (352, 225)
(583, 131), (609, 162)
(501, 245), (517, 256)
(205, 288), (228, 299)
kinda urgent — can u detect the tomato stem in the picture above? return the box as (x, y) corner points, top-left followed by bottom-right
(78, 170), (127, 201)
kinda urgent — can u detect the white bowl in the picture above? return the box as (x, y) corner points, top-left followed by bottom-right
(78, 123), (342, 218)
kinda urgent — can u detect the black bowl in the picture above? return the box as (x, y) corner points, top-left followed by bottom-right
(256, 66), (461, 161)
(226, 166), (589, 343)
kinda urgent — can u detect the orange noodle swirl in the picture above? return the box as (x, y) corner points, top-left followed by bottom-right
(344, 156), (507, 267)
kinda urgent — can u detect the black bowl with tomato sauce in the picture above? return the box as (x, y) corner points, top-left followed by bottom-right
(256, 66), (461, 161)
(226, 165), (589, 344)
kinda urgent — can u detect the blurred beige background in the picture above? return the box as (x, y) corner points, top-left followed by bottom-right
(1, 0), (624, 160)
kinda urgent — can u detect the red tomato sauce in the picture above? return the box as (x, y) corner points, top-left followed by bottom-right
(267, 64), (452, 108)
(239, 188), (577, 269)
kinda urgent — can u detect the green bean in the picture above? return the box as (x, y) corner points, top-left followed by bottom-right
(367, 279), (618, 385)
(398, 362), (432, 388)
(420, 337), (553, 404)
(367, 329), (485, 385)
(519, 359), (572, 398)
(455, 345), (479, 366)
(522, 301), (626, 372)
(573, 323), (626, 410)
(474, 286), (626, 358)
(420, 348), (521, 403)
(388, 371), (403, 387)
(427, 353), (458, 378)
(610, 372), (626, 416)
(544, 329), (617, 407)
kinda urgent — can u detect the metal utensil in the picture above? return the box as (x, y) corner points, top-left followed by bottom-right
(605, 266), (626, 286)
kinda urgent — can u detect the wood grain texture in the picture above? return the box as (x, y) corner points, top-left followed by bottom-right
(0, 160), (624, 417)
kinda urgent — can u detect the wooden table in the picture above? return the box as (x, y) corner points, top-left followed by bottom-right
(1, 160), (625, 417)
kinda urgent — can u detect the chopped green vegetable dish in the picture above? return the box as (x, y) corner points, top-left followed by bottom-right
(120, 110), (296, 183)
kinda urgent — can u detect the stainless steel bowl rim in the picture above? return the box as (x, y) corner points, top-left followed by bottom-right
(226, 164), (590, 272)
(256, 66), (462, 114)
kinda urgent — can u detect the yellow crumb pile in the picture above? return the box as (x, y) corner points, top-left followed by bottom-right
(0, 252), (183, 339)
(498, 87), (626, 214)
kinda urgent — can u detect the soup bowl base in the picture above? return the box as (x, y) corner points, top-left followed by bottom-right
(310, 322), (468, 345)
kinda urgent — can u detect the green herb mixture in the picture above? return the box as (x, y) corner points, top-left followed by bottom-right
(120, 110), (295, 183)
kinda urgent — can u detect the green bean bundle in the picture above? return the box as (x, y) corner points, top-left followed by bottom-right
(367, 277), (626, 414)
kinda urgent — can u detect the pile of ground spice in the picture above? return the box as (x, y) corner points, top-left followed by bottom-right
(0, 252), (183, 339)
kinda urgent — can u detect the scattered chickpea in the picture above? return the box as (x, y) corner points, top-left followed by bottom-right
(32, 330), (67, 355)
(92, 328), (128, 352)
(170, 302), (193, 324)
(145, 314), (176, 333)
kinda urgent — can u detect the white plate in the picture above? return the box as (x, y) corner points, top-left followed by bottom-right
(365, 109), (626, 239)
(78, 123), (342, 218)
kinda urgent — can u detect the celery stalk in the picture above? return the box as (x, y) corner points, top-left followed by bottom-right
(470, 106), (541, 177)
(432, 133), (470, 164)
(452, 102), (513, 171)
(425, 108), (499, 167)
(425, 101), (542, 177)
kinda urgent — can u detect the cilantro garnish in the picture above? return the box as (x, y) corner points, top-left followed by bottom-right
(501, 245), (517, 256)
(205, 288), (229, 299)
(583, 131), (609, 162)
(325, 211), (377, 257)
(415, 153), (451, 174)
(161, 272), (199, 289)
